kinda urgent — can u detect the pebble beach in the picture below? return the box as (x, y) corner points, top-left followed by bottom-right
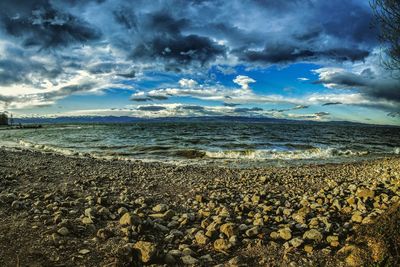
(0, 148), (399, 266)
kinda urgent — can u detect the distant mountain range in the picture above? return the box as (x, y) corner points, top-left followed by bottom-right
(11, 115), (386, 127)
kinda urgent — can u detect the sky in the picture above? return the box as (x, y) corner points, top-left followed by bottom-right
(0, 0), (399, 125)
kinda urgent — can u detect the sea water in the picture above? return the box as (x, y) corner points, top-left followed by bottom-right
(1, 121), (399, 167)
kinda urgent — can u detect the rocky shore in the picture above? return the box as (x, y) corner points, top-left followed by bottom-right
(0, 148), (399, 266)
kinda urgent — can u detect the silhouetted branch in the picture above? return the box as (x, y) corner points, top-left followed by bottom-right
(370, 0), (400, 71)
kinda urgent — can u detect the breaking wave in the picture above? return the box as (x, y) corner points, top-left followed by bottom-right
(12, 141), (373, 161)
(18, 140), (76, 156)
(205, 147), (369, 160)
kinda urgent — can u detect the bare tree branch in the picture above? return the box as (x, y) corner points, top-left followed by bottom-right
(370, 0), (400, 71)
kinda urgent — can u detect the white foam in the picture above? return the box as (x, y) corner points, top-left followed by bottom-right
(18, 140), (75, 155)
(205, 147), (369, 160)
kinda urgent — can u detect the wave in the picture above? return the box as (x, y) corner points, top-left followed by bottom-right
(18, 140), (76, 156)
(205, 147), (370, 160)
(134, 145), (175, 152)
(174, 149), (206, 159)
(282, 143), (317, 150)
(15, 139), (372, 161)
(16, 140), (137, 162)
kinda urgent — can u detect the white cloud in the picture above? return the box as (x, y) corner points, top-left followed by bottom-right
(178, 78), (198, 88)
(297, 77), (309, 81)
(133, 75), (303, 105)
(129, 70), (400, 119)
(286, 112), (330, 121)
(312, 67), (360, 89)
(0, 39), (136, 110)
(307, 93), (367, 105)
(233, 75), (256, 90)
(42, 103), (334, 123)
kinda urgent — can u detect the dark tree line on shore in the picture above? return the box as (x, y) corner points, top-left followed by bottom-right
(0, 113), (8, 125)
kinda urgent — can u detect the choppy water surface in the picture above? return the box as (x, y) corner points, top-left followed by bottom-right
(1, 122), (399, 167)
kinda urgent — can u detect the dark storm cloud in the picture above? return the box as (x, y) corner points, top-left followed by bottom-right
(292, 105), (309, 110)
(148, 95), (168, 100)
(42, 82), (98, 99)
(313, 64), (400, 117)
(0, 0), (387, 109)
(269, 105), (309, 113)
(387, 112), (400, 118)
(113, 8), (138, 30)
(231, 0), (375, 64)
(115, 0), (375, 68)
(0, 58), (61, 86)
(88, 63), (116, 74)
(292, 113), (329, 120)
(251, 0), (306, 10)
(234, 107), (263, 113)
(315, 68), (400, 103)
(88, 62), (136, 78)
(137, 106), (167, 111)
(317, 1), (377, 44)
(235, 45), (370, 64)
(322, 102), (343, 106)
(130, 97), (150, 102)
(193, 22), (265, 49)
(224, 103), (240, 107)
(314, 71), (367, 87)
(130, 95), (169, 102)
(131, 34), (225, 67)
(315, 112), (330, 117)
(147, 11), (188, 35)
(180, 105), (205, 111)
(293, 29), (322, 42)
(0, 0), (378, 68)
(0, 95), (17, 104)
(0, 1), (100, 49)
(130, 10), (226, 68)
(117, 70), (136, 78)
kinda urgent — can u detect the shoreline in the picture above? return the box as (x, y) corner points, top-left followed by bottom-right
(0, 148), (399, 266)
(2, 143), (400, 170)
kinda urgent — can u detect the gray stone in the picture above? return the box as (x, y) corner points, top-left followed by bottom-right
(181, 255), (199, 265)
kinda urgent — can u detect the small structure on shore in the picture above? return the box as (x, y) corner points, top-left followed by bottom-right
(0, 113), (8, 125)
